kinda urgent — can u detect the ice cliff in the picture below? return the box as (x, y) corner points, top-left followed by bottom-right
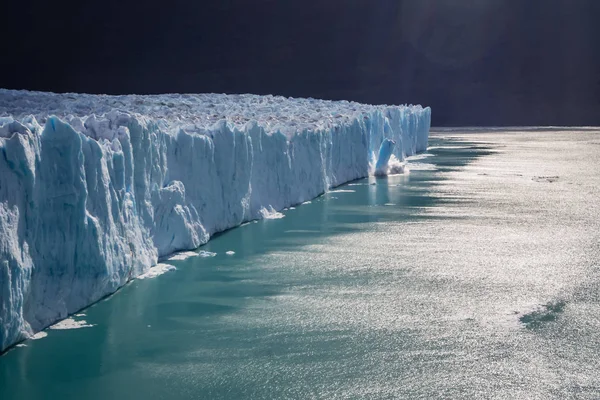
(0, 89), (430, 351)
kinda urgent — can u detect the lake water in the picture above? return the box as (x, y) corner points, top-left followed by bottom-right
(1, 129), (599, 399)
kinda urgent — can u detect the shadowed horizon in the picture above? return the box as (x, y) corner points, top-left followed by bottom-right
(1, 0), (599, 126)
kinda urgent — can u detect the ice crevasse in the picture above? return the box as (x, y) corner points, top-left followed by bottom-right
(0, 89), (431, 351)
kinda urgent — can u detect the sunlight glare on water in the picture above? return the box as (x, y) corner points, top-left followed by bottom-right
(1, 129), (599, 399)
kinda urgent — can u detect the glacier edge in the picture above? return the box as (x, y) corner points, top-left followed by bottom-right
(0, 90), (430, 352)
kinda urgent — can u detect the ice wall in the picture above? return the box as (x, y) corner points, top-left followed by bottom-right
(0, 90), (430, 351)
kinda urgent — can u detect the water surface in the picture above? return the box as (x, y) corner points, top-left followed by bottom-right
(2, 129), (599, 399)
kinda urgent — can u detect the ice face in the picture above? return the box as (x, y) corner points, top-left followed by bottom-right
(0, 89), (431, 351)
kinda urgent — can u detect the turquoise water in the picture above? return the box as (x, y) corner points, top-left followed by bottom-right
(1, 130), (600, 399)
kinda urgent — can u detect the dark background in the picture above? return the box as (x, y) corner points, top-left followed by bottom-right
(1, 0), (599, 126)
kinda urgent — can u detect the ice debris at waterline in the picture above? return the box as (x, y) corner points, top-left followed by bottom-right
(166, 251), (200, 261)
(374, 139), (396, 176)
(136, 264), (176, 280)
(374, 139), (408, 176)
(0, 89), (430, 351)
(49, 317), (95, 330)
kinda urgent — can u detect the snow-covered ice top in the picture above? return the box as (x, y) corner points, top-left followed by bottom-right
(0, 89), (428, 139)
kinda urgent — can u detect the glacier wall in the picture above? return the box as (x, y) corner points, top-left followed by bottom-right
(0, 90), (430, 351)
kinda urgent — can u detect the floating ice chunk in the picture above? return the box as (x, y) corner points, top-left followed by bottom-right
(137, 264), (176, 280)
(16, 343), (27, 347)
(259, 206), (285, 219)
(302, 201), (312, 205)
(50, 318), (95, 330)
(31, 332), (48, 340)
(75, 313), (86, 317)
(225, 251), (235, 255)
(166, 251), (200, 261)
(198, 250), (217, 257)
(329, 189), (356, 193)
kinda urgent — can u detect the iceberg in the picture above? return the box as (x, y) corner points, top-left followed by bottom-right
(0, 89), (430, 351)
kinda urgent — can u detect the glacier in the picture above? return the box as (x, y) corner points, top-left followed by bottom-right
(0, 89), (430, 351)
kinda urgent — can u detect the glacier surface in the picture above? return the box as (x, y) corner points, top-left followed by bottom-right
(0, 89), (430, 351)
